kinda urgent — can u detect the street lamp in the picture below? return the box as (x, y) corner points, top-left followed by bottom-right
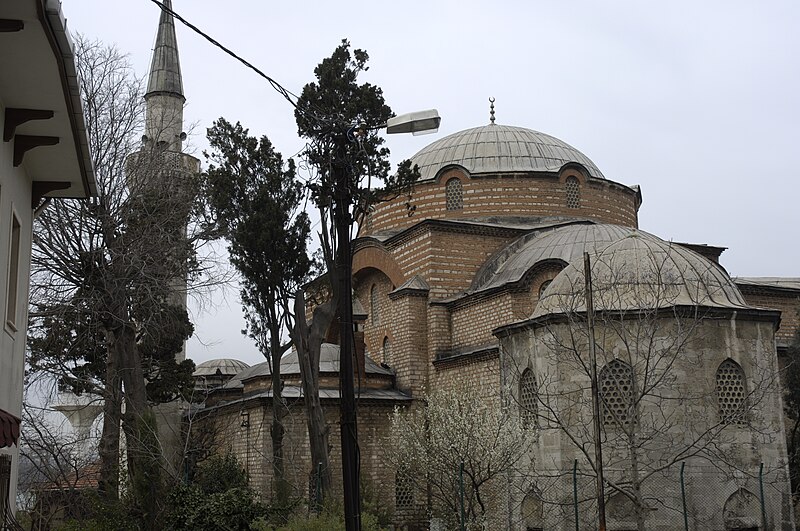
(337, 109), (440, 531)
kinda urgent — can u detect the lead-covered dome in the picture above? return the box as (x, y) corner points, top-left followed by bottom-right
(410, 124), (605, 181)
(533, 232), (749, 317)
(471, 223), (658, 294)
(193, 358), (250, 377)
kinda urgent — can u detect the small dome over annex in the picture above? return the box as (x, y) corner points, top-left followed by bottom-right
(410, 124), (605, 181)
(192, 358), (250, 377)
(533, 231), (750, 318)
(222, 343), (393, 391)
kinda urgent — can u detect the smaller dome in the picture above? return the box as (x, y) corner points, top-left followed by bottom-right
(471, 223), (655, 293)
(534, 232), (749, 318)
(193, 358), (250, 378)
(410, 124), (605, 181)
(223, 343), (393, 389)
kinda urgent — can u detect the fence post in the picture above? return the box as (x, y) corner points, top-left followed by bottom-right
(680, 462), (688, 531)
(459, 461), (466, 531)
(315, 461), (322, 513)
(573, 459), (579, 531)
(759, 462), (767, 530)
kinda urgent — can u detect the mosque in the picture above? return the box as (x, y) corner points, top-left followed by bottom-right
(126, 2), (799, 529)
(192, 113), (798, 529)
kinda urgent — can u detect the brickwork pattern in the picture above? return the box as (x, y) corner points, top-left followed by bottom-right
(195, 398), (401, 510)
(364, 171), (639, 235)
(451, 294), (515, 349)
(740, 288), (800, 343)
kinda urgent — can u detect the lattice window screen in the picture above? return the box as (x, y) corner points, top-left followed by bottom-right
(445, 178), (463, 210)
(566, 176), (580, 208)
(395, 471), (414, 510)
(520, 369), (538, 429)
(600, 359), (635, 427)
(716, 359), (747, 425)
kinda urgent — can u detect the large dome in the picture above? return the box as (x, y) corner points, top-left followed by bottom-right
(410, 124), (605, 181)
(533, 232), (749, 317)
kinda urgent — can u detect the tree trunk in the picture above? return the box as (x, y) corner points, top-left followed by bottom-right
(269, 307), (290, 510)
(291, 288), (336, 505)
(98, 341), (122, 500)
(112, 317), (163, 530)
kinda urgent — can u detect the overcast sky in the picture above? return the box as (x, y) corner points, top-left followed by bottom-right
(61, 0), (800, 367)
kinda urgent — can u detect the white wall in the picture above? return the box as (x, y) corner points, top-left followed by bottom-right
(0, 100), (35, 508)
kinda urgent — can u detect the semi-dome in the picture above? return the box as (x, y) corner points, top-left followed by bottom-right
(193, 358), (250, 377)
(410, 124), (605, 181)
(471, 223), (659, 294)
(533, 232), (749, 318)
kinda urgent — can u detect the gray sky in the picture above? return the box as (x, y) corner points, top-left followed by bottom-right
(62, 1), (800, 367)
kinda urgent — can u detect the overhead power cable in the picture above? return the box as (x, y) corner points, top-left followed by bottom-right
(147, 0), (334, 127)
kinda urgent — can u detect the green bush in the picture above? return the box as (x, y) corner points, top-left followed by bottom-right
(163, 452), (267, 530)
(258, 510), (384, 531)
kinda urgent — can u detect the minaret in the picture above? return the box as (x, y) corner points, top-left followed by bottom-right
(143, 0), (186, 152)
(133, 0), (199, 475)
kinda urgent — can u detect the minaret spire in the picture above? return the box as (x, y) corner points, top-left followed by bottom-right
(144, 0), (185, 151)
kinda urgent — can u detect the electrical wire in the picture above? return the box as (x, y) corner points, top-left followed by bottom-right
(147, 0), (337, 128)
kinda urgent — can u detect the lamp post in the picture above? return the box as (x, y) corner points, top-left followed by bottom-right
(336, 109), (440, 531)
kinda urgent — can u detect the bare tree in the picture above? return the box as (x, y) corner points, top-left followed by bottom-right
(17, 400), (100, 530)
(500, 238), (789, 530)
(27, 37), (216, 526)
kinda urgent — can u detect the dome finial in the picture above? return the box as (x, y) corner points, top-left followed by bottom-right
(489, 97), (496, 124)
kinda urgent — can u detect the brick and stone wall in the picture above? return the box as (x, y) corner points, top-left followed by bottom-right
(193, 396), (407, 513)
(363, 169), (639, 235)
(739, 287), (800, 346)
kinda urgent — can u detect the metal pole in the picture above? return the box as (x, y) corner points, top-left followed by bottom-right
(459, 461), (466, 531)
(316, 461), (322, 513)
(584, 252), (607, 531)
(759, 462), (767, 530)
(573, 459), (579, 531)
(335, 162), (361, 531)
(680, 462), (688, 531)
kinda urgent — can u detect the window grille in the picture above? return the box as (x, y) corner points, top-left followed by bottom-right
(370, 285), (380, 325)
(395, 471), (414, 510)
(599, 359), (635, 427)
(520, 369), (538, 429)
(565, 176), (580, 209)
(716, 359), (747, 425)
(445, 178), (463, 210)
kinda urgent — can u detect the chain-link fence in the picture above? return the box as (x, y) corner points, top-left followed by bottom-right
(514, 459), (792, 531)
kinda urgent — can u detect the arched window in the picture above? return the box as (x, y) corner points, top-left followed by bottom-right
(395, 471), (413, 511)
(565, 176), (580, 209)
(538, 279), (552, 298)
(723, 488), (760, 530)
(716, 359), (747, 425)
(382, 336), (391, 364)
(370, 285), (380, 325)
(520, 368), (538, 429)
(445, 178), (463, 210)
(599, 359), (635, 428)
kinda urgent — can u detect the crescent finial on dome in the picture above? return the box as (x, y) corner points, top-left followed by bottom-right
(489, 97), (496, 124)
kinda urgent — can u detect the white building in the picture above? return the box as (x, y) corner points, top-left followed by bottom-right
(0, 0), (94, 521)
